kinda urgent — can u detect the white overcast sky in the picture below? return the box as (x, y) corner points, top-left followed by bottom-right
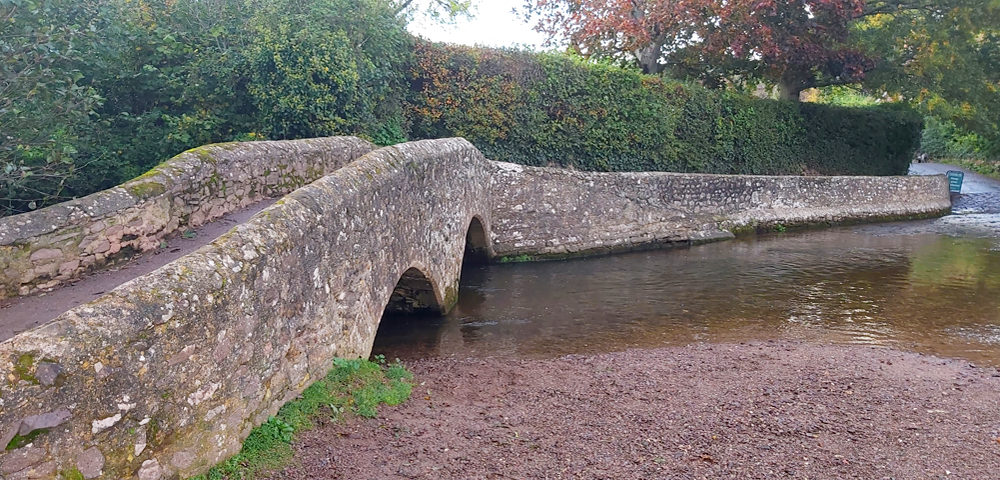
(406, 1), (551, 50)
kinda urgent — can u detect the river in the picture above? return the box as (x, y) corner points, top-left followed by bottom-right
(375, 164), (1000, 366)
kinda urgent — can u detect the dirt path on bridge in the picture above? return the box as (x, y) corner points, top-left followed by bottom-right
(270, 342), (1000, 479)
(0, 199), (275, 341)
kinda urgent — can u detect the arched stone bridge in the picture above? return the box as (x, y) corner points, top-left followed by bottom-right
(0, 138), (950, 479)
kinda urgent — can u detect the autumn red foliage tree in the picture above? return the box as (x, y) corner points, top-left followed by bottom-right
(524, 0), (873, 99)
(525, 0), (705, 75)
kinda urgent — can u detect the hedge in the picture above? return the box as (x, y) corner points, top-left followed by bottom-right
(406, 42), (923, 176)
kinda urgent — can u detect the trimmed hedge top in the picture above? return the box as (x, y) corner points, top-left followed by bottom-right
(406, 42), (922, 176)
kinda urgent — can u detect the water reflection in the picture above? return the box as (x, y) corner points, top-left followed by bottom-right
(374, 229), (1000, 366)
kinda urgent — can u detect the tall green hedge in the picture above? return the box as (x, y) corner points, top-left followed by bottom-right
(2, 5), (925, 217)
(407, 42), (922, 176)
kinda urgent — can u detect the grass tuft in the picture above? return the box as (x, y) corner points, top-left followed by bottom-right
(191, 357), (413, 479)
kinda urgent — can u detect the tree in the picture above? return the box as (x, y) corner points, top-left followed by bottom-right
(524, 0), (872, 98)
(391, 0), (473, 22)
(699, 0), (872, 100)
(523, 0), (705, 74)
(854, 0), (1000, 148)
(0, 0), (105, 216)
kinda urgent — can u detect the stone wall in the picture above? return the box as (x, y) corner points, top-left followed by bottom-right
(488, 162), (952, 258)
(0, 139), (493, 479)
(0, 137), (374, 299)
(0, 137), (952, 479)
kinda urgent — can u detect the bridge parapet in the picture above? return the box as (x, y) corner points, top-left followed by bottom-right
(0, 137), (374, 300)
(0, 138), (492, 479)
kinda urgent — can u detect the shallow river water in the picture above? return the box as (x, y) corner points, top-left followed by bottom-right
(374, 226), (1000, 366)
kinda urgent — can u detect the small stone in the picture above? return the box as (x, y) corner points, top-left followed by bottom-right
(12, 459), (56, 479)
(18, 409), (72, 436)
(28, 249), (61, 263)
(90, 413), (121, 434)
(75, 447), (104, 479)
(89, 239), (110, 254)
(0, 445), (47, 475)
(34, 363), (61, 387)
(134, 428), (147, 456)
(57, 260), (80, 277)
(138, 459), (162, 480)
(170, 449), (195, 470)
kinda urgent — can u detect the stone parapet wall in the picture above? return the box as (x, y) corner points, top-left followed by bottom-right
(0, 137), (374, 299)
(488, 162), (952, 258)
(0, 139), (493, 479)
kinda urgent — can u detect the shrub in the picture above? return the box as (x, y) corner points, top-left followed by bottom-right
(920, 116), (994, 160)
(407, 42), (923, 176)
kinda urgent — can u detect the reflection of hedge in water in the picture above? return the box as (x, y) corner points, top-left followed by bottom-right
(407, 42), (922, 176)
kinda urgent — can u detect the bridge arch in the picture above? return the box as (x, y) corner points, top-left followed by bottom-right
(385, 266), (444, 314)
(463, 215), (491, 265)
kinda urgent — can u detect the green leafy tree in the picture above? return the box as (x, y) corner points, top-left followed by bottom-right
(245, 0), (413, 142)
(391, 0), (473, 22)
(0, 0), (104, 215)
(855, 0), (1000, 152)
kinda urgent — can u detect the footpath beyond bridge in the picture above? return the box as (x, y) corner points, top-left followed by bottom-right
(0, 137), (949, 479)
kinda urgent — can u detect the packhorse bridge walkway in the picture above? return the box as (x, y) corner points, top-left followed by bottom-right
(0, 137), (950, 479)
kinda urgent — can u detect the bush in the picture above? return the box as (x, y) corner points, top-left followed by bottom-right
(920, 116), (994, 160)
(1, 0), (412, 217)
(244, 0), (412, 141)
(0, 0), (105, 216)
(407, 42), (923, 176)
(2, 8), (928, 218)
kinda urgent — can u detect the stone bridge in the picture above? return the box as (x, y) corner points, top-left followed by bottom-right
(0, 138), (950, 479)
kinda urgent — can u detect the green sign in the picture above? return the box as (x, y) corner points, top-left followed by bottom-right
(947, 170), (964, 193)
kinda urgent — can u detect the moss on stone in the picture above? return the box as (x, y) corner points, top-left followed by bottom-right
(443, 285), (459, 312)
(5, 428), (47, 450)
(184, 145), (222, 164)
(498, 254), (535, 263)
(13, 352), (38, 384)
(59, 467), (85, 480)
(126, 181), (167, 199)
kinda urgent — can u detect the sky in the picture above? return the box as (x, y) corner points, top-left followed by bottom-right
(406, 1), (551, 50)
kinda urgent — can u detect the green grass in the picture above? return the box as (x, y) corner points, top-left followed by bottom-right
(499, 254), (534, 263)
(191, 356), (413, 479)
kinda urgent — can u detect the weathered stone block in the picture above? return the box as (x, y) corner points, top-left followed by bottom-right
(27, 249), (61, 263)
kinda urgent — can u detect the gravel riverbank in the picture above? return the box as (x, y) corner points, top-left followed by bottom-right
(268, 342), (1000, 479)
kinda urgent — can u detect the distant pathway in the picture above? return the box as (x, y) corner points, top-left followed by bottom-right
(908, 162), (1000, 213)
(0, 199), (275, 341)
(878, 162), (1000, 239)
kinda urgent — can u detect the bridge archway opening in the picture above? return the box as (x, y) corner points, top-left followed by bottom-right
(384, 267), (443, 315)
(463, 216), (489, 266)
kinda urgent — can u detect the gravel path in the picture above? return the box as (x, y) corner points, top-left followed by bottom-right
(269, 342), (1000, 479)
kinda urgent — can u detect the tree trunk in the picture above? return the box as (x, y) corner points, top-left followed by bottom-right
(776, 77), (803, 101)
(635, 39), (665, 75)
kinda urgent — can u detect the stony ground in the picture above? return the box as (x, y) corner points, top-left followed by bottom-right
(268, 342), (1000, 479)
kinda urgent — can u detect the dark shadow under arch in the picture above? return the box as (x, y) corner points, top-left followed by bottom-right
(384, 267), (443, 314)
(464, 216), (489, 266)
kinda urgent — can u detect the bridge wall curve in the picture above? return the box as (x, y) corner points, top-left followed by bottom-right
(488, 162), (951, 259)
(0, 139), (492, 479)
